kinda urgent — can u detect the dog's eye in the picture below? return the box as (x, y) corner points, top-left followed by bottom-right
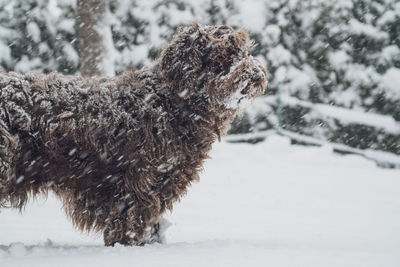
(212, 26), (232, 38)
(212, 31), (224, 38)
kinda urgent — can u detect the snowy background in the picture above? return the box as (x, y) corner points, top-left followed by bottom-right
(1, 137), (400, 266)
(0, 0), (399, 159)
(0, 0), (400, 266)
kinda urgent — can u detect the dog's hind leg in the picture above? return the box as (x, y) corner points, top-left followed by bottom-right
(0, 123), (20, 208)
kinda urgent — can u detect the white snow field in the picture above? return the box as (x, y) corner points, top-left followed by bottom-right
(0, 135), (399, 267)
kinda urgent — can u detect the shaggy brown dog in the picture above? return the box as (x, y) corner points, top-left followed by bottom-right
(0, 24), (267, 246)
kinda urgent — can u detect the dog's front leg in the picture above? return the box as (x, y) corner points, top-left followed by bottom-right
(145, 217), (171, 244)
(103, 216), (131, 246)
(103, 206), (166, 246)
(102, 206), (152, 246)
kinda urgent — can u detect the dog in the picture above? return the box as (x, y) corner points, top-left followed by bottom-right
(0, 23), (268, 246)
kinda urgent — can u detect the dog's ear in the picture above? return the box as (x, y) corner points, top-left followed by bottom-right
(159, 24), (207, 98)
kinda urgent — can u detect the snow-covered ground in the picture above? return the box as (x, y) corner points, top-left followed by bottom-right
(0, 135), (399, 267)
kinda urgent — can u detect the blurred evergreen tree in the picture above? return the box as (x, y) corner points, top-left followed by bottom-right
(0, 0), (78, 73)
(0, 0), (399, 155)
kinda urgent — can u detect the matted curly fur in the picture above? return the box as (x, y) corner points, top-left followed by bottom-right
(0, 24), (268, 246)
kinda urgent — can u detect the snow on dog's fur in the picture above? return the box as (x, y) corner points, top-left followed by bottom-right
(0, 24), (267, 246)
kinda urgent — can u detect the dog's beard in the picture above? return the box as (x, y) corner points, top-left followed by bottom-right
(223, 57), (267, 110)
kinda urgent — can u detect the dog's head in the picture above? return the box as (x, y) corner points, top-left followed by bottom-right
(159, 23), (268, 108)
